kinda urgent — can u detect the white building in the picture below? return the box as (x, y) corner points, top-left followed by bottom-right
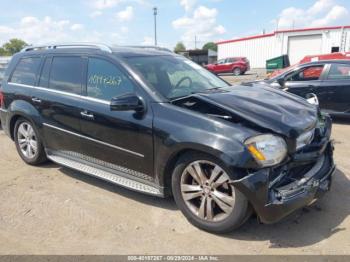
(217, 26), (350, 68)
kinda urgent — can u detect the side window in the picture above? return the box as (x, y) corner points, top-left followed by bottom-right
(10, 57), (41, 85)
(217, 59), (225, 64)
(227, 58), (237, 63)
(286, 65), (324, 81)
(327, 64), (350, 80)
(49, 56), (83, 94)
(39, 57), (51, 88)
(87, 58), (134, 100)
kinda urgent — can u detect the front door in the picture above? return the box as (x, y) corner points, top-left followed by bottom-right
(79, 56), (154, 181)
(284, 64), (329, 109)
(215, 59), (227, 73)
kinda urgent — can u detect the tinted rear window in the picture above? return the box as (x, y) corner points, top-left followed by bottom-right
(327, 64), (350, 80)
(49, 56), (83, 94)
(10, 57), (41, 85)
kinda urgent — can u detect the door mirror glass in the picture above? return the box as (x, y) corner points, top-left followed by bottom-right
(110, 93), (145, 112)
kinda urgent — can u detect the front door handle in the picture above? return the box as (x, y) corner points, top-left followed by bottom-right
(31, 97), (42, 103)
(80, 111), (94, 120)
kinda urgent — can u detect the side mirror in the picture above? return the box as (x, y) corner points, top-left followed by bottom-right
(110, 93), (145, 112)
(277, 77), (286, 87)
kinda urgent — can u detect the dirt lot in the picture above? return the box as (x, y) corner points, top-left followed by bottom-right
(0, 73), (349, 255)
(219, 69), (267, 85)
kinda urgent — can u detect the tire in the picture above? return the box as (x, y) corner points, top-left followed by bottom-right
(171, 152), (250, 234)
(14, 118), (47, 165)
(232, 67), (241, 76)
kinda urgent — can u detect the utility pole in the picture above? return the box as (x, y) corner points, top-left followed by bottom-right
(153, 7), (158, 46)
(194, 35), (197, 49)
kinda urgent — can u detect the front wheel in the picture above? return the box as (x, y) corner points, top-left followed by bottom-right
(14, 118), (47, 165)
(172, 153), (250, 233)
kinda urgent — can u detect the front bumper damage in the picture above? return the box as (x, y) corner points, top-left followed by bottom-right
(233, 116), (335, 224)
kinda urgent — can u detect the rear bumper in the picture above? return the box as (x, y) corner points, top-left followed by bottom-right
(233, 140), (335, 224)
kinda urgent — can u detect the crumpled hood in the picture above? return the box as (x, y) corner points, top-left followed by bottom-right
(195, 84), (318, 138)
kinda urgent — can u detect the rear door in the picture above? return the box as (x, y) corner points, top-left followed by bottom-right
(34, 55), (85, 155)
(321, 63), (350, 113)
(8, 56), (42, 112)
(78, 56), (154, 180)
(284, 64), (328, 108)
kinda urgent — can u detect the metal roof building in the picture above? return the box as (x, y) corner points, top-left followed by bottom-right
(217, 25), (350, 68)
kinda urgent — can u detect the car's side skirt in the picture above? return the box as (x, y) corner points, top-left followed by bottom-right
(46, 150), (164, 197)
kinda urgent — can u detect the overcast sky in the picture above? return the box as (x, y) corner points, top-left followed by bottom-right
(0, 0), (349, 49)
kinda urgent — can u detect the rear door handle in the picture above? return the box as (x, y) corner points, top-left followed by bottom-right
(31, 97), (42, 103)
(80, 110), (94, 120)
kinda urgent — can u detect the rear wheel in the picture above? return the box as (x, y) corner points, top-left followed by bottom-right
(232, 67), (241, 76)
(14, 118), (47, 165)
(172, 152), (250, 233)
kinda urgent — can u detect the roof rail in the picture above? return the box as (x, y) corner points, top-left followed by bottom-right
(124, 45), (173, 53)
(21, 43), (113, 53)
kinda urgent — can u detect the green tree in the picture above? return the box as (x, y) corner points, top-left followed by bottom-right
(202, 42), (217, 52)
(1, 39), (28, 55)
(0, 47), (9, 56)
(174, 42), (186, 53)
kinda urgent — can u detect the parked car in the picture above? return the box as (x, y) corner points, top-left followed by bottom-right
(0, 44), (334, 233)
(253, 60), (350, 117)
(205, 57), (250, 76)
(268, 52), (350, 78)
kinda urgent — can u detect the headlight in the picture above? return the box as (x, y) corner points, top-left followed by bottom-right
(245, 134), (287, 167)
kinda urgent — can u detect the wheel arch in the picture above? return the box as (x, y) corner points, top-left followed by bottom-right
(163, 148), (201, 197)
(7, 100), (43, 140)
(161, 145), (246, 197)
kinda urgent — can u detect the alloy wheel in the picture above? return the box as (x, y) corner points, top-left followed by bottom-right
(180, 160), (235, 222)
(17, 122), (38, 159)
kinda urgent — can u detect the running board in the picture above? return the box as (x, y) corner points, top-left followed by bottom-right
(47, 154), (163, 196)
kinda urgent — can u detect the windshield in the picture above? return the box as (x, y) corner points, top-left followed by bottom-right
(126, 55), (230, 99)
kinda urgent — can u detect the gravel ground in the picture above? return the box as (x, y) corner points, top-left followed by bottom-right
(0, 73), (349, 255)
(219, 69), (267, 85)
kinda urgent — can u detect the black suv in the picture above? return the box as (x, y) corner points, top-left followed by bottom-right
(0, 44), (335, 233)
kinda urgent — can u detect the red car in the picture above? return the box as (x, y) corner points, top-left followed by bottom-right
(205, 57), (250, 76)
